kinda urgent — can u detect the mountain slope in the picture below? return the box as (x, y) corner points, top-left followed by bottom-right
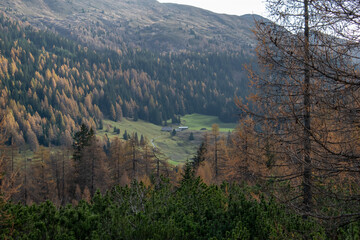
(0, 0), (264, 52)
(0, 13), (253, 148)
(0, 1), (263, 148)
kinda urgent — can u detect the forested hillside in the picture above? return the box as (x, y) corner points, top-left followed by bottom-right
(0, 12), (252, 148)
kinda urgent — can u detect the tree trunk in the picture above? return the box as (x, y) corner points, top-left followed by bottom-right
(132, 141), (136, 179)
(303, 0), (312, 216)
(91, 148), (95, 197)
(61, 152), (65, 206)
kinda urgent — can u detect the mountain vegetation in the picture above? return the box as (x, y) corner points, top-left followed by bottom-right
(0, 0), (263, 52)
(1, 0), (360, 239)
(2, 177), (328, 239)
(0, 12), (251, 148)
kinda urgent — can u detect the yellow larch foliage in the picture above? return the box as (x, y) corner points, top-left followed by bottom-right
(10, 61), (17, 76)
(28, 52), (35, 63)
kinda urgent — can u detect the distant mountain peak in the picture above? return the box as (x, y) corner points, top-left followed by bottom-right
(0, 0), (265, 52)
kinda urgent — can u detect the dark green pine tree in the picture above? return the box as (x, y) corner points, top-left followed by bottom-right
(71, 124), (96, 198)
(123, 130), (128, 140)
(192, 141), (206, 169)
(189, 132), (194, 141)
(181, 160), (195, 183)
(140, 134), (146, 146)
(72, 124), (95, 162)
(134, 132), (139, 145)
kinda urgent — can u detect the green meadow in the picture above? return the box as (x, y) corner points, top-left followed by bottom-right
(97, 114), (237, 165)
(180, 114), (237, 132)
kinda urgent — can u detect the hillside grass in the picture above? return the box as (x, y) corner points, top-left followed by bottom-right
(99, 118), (162, 141)
(181, 114), (236, 132)
(97, 114), (236, 165)
(153, 131), (204, 165)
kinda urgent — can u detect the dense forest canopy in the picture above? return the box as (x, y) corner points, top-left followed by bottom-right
(0, 12), (253, 148)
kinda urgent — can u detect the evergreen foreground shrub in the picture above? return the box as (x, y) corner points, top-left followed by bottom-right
(2, 178), (329, 239)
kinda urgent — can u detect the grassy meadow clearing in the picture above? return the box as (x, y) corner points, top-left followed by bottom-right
(97, 114), (236, 165)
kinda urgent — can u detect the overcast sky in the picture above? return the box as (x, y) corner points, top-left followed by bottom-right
(157, 0), (267, 17)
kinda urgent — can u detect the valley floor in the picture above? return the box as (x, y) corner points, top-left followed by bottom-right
(97, 114), (236, 165)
